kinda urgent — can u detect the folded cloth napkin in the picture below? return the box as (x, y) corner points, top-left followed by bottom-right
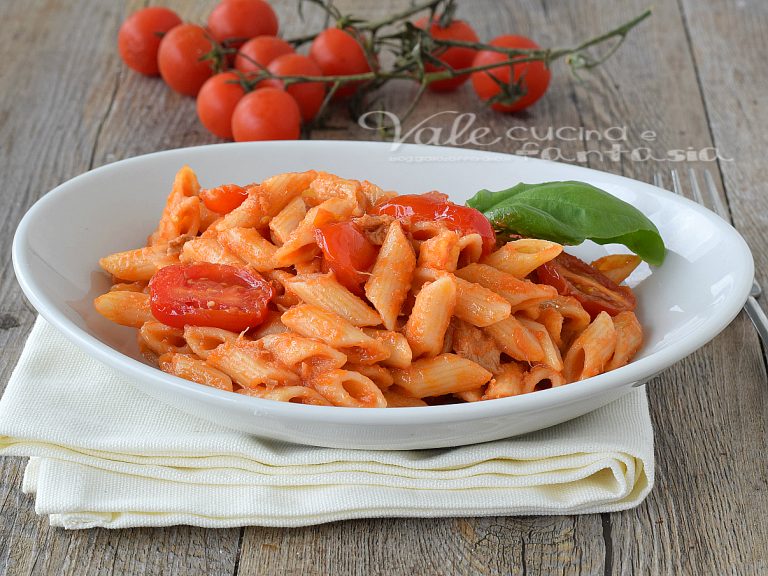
(0, 318), (654, 529)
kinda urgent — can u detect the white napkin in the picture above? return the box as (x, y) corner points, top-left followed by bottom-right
(0, 318), (654, 529)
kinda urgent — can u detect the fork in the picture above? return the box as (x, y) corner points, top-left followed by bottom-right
(654, 168), (768, 346)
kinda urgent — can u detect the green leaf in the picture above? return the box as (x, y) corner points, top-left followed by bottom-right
(467, 181), (666, 266)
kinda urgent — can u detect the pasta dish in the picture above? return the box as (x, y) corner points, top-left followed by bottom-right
(94, 168), (644, 408)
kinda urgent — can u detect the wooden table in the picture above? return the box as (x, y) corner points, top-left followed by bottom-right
(1, 0), (767, 573)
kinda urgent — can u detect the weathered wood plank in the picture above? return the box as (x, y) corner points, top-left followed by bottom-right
(0, 1), (242, 574)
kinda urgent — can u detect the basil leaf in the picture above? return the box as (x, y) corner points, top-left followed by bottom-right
(467, 181), (666, 266)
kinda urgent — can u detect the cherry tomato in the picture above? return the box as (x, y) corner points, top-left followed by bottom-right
(262, 54), (325, 121)
(373, 192), (496, 255)
(315, 222), (379, 295)
(535, 253), (637, 318)
(149, 263), (274, 331)
(196, 72), (247, 139)
(470, 35), (551, 113)
(200, 184), (249, 213)
(309, 28), (371, 99)
(207, 0), (279, 50)
(231, 87), (301, 141)
(118, 7), (182, 76)
(414, 17), (479, 92)
(235, 35), (294, 74)
(158, 24), (217, 96)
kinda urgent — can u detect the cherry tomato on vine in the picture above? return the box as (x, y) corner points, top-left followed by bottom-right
(470, 35), (551, 113)
(414, 17), (479, 92)
(207, 0), (279, 49)
(315, 222), (379, 295)
(158, 24), (217, 96)
(234, 36), (294, 74)
(196, 72), (247, 139)
(149, 263), (274, 331)
(118, 7), (182, 76)
(535, 253), (636, 318)
(309, 28), (371, 99)
(373, 192), (496, 255)
(262, 54), (325, 121)
(231, 87), (301, 142)
(200, 184), (249, 213)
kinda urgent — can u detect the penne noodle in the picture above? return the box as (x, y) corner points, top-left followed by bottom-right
(481, 239), (563, 278)
(94, 291), (153, 328)
(537, 307), (564, 348)
(217, 227), (277, 271)
(591, 254), (642, 284)
(259, 332), (347, 373)
(365, 221), (416, 330)
(404, 275), (457, 359)
(183, 326), (240, 359)
(382, 386), (429, 407)
(139, 321), (191, 356)
(272, 197), (356, 267)
(521, 364), (566, 393)
(282, 304), (389, 364)
(344, 363), (394, 390)
(149, 166), (201, 245)
(285, 272), (381, 327)
(250, 310), (289, 338)
(109, 281), (147, 293)
(180, 237), (245, 266)
(454, 388), (484, 403)
(268, 195), (307, 246)
(563, 311), (617, 382)
(605, 311), (643, 371)
(517, 317), (563, 371)
(541, 295), (592, 347)
(361, 328), (412, 369)
(392, 353), (492, 398)
(455, 263), (558, 311)
(483, 363), (526, 400)
(311, 369), (387, 408)
(158, 352), (233, 392)
(99, 242), (181, 282)
(483, 314), (545, 364)
(238, 385), (332, 406)
(360, 180), (394, 208)
(417, 229), (460, 271)
(207, 340), (300, 389)
(456, 233), (483, 267)
(304, 172), (366, 214)
(454, 276), (512, 327)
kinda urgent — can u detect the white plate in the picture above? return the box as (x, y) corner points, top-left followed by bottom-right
(12, 141), (753, 449)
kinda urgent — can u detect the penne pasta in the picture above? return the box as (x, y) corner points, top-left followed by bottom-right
(94, 291), (153, 328)
(365, 221), (416, 330)
(456, 233), (483, 267)
(180, 237), (245, 266)
(259, 332), (347, 373)
(238, 385), (332, 406)
(183, 326), (240, 359)
(361, 329), (412, 369)
(268, 195), (307, 246)
(99, 242), (181, 282)
(404, 275), (457, 358)
(382, 386), (429, 407)
(158, 353), (233, 391)
(481, 239), (563, 278)
(282, 304), (389, 364)
(392, 353), (492, 398)
(149, 166), (201, 245)
(563, 311), (617, 382)
(454, 276), (512, 327)
(522, 364), (566, 393)
(417, 229), (460, 271)
(591, 254), (642, 284)
(483, 363), (526, 400)
(285, 272), (381, 327)
(344, 363), (394, 390)
(207, 340), (300, 389)
(217, 227), (277, 271)
(484, 314), (545, 363)
(311, 369), (387, 408)
(517, 317), (563, 371)
(455, 263), (558, 311)
(139, 321), (191, 356)
(605, 311), (643, 371)
(304, 172), (366, 214)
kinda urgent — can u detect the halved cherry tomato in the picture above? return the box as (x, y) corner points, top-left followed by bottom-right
(372, 192), (496, 254)
(535, 252), (636, 318)
(149, 263), (273, 331)
(200, 184), (249, 213)
(314, 222), (379, 295)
